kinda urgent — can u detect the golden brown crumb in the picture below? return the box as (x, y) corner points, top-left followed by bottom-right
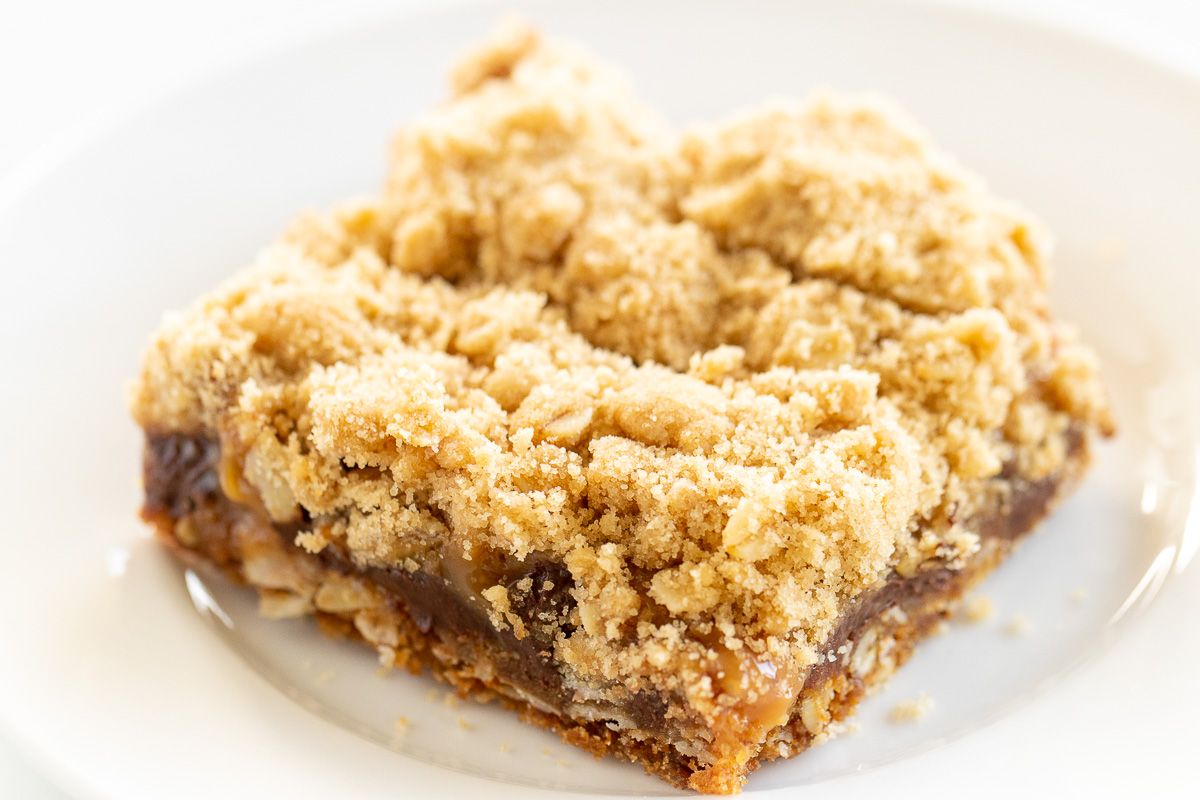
(827, 719), (861, 738)
(131, 21), (1110, 778)
(456, 715), (475, 731)
(258, 589), (312, 619)
(376, 645), (397, 672)
(393, 716), (410, 736)
(889, 692), (934, 722)
(962, 594), (995, 623)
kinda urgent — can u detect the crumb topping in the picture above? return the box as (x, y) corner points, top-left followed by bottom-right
(131, 23), (1110, 733)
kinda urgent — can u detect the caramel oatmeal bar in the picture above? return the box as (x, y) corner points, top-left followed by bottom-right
(131, 23), (1112, 794)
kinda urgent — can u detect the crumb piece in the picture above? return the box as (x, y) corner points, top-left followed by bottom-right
(541, 746), (555, 757)
(481, 584), (528, 639)
(444, 692), (461, 708)
(376, 645), (397, 673)
(1005, 615), (1032, 636)
(961, 594), (995, 623)
(295, 528), (330, 554)
(456, 715), (475, 731)
(258, 589), (312, 619)
(393, 716), (410, 736)
(499, 742), (512, 753)
(555, 758), (569, 768)
(828, 719), (860, 737)
(889, 692), (934, 723)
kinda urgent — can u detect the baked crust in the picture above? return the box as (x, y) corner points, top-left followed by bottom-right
(131, 22), (1111, 794)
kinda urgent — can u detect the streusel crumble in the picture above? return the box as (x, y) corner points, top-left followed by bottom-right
(132, 22), (1111, 794)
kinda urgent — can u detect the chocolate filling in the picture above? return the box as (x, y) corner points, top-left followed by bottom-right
(143, 432), (223, 520)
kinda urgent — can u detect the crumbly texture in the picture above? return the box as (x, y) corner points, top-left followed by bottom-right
(962, 594), (995, 623)
(131, 22), (1111, 790)
(889, 693), (935, 723)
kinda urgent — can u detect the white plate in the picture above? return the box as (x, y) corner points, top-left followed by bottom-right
(2, 1), (1199, 797)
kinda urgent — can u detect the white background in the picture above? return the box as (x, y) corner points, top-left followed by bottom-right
(1, 0), (1197, 796)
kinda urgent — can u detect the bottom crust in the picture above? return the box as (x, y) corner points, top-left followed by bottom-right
(141, 433), (1085, 794)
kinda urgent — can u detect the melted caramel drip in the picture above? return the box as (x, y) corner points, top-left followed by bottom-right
(704, 639), (795, 764)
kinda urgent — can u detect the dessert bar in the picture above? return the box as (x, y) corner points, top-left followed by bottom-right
(132, 23), (1112, 793)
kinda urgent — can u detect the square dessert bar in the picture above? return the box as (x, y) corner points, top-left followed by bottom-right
(132, 23), (1112, 794)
